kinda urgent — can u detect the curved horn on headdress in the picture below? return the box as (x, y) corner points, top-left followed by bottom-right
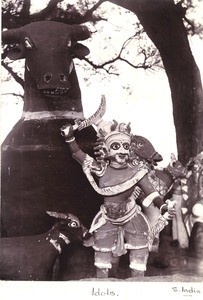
(111, 119), (118, 131)
(126, 122), (131, 133)
(2, 28), (22, 44)
(70, 25), (91, 41)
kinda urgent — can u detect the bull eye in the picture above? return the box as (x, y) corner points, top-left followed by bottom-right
(67, 40), (72, 48)
(69, 61), (73, 74)
(24, 38), (33, 49)
(26, 64), (30, 72)
(137, 141), (144, 148)
(69, 221), (78, 228)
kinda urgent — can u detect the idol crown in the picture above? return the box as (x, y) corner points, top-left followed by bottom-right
(97, 119), (131, 139)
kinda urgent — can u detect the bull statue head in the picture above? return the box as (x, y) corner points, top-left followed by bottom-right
(166, 153), (186, 180)
(2, 21), (91, 113)
(130, 135), (163, 166)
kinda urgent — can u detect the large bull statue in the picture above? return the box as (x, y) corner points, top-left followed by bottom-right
(1, 21), (102, 240)
(2, 21), (165, 279)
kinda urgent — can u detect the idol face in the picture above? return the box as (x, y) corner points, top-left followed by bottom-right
(107, 139), (130, 165)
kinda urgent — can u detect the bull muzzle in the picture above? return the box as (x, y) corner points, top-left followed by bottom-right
(43, 73), (68, 84)
(37, 72), (71, 97)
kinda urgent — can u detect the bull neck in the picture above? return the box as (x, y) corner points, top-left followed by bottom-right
(22, 110), (84, 121)
(22, 69), (84, 119)
(22, 87), (84, 120)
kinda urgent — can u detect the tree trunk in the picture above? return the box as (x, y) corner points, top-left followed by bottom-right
(109, 0), (203, 164)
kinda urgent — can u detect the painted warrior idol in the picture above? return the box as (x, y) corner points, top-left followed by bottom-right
(61, 96), (176, 278)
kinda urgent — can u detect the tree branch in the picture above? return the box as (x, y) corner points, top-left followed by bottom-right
(29, 0), (63, 21)
(2, 61), (24, 89)
(107, 0), (139, 13)
(83, 0), (107, 18)
(83, 43), (153, 75)
(20, 0), (31, 18)
(183, 15), (195, 34)
(119, 57), (150, 70)
(2, 92), (24, 100)
(69, 0), (108, 24)
(82, 31), (157, 74)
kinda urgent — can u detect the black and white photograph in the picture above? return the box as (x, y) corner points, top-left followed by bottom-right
(1, 0), (203, 299)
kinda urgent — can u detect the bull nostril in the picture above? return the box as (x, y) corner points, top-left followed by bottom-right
(60, 74), (67, 82)
(44, 73), (52, 83)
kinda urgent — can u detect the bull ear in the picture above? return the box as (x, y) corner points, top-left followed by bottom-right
(2, 28), (22, 44)
(6, 45), (25, 60)
(2, 29), (25, 60)
(72, 43), (90, 59)
(46, 211), (68, 219)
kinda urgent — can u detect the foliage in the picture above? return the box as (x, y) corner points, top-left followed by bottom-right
(1, 0), (202, 98)
(1, 0), (164, 96)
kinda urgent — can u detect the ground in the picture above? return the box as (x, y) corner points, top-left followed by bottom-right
(81, 235), (203, 282)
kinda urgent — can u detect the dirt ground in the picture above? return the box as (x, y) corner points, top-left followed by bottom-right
(81, 234), (203, 282)
(121, 235), (203, 281)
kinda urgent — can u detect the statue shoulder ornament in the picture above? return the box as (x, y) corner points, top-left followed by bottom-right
(82, 153), (149, 196)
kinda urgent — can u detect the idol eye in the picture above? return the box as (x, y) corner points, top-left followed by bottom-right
(111, 142), (120, 150)
(123, 143), (130, 150)
(69, 221), (78, 228)
(24, 37), (33, 49)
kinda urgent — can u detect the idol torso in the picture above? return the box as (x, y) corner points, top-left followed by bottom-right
(98, 163), (140, 204)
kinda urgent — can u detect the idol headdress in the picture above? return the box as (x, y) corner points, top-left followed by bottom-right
(97, 119), (131, 148)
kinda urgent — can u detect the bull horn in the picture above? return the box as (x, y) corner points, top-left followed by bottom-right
(46, 211), (68, 219)
(70, 25), (91, 41)
(2, 28), (22, 44)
